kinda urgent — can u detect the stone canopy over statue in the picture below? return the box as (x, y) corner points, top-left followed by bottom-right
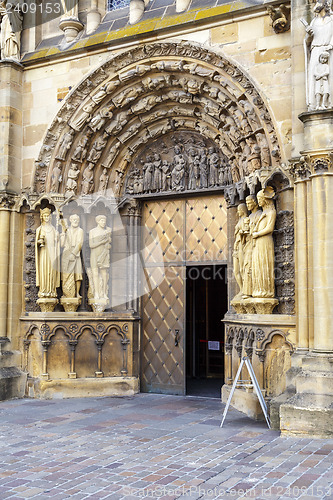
(303, 0), (333, 110)
(231, 187), (278, 315)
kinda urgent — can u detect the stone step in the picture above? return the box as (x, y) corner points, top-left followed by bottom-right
(296, 370), (333, 396)
(280, 393), (333, 438)
(0, 367), (27, 401)
(0, 337), (10, 354)
(302, 354), (333, 372)
(0, 350), (22, 368)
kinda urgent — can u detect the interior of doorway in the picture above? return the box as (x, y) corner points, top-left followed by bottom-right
(186, 264), (228, 398)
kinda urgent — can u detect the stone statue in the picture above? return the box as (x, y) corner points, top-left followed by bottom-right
(56, 130), (74, 161)
(232, 203), (248, 297)
(72, 136), (89, 163)
(314, 50), (330, 109)
(35, 208), (60, 299)
(242, 195), (262, 298)
(98, 168), (109, 193)
(251, 187), (276, 298)
(60, 214), (84, 299)
(0, 0), (22, 61)
(161, 160), (171, 191)
(72, 103), (94, 131)
(81, 163), (95, 195)
(153, 153), (162, 192)
(208, 147), (220, 187)
(89, 215), (111, 303)
(304, 1), (333, 111)
(50, 162), (62, 193)
(65, 163), (79, 197)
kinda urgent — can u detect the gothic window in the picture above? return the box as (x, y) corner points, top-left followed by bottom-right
(107, 0), (130, 10)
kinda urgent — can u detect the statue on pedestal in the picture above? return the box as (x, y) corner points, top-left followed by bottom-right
(251, 187), (277, 299)
(35, 208), (60, 311)
(304, 1), (333, 110)
(232, 203), (248, 298)
(0, 0), (22, 61)
(242, 195), (262, 298)
(88, 215), (111, 312)
(60, 215), (84, 311)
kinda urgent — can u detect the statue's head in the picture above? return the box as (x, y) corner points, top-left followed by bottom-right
(257, 186), (275, 207)
(314, 1), (331, 14)
(69, 214), (80, 227)
(40, 207), (51, 222)
(96, 215), (107, 228)
(245, 195), (258, 211)
(237, 203), (248, 217)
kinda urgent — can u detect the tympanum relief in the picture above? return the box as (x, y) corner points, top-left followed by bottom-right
(231, 187), (279, 315)
(125, 132), (233, 196)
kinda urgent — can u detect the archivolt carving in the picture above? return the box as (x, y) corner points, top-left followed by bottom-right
(32, 42), (283, 198)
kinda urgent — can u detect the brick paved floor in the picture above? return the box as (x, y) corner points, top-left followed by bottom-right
(0, 394), (332, 499)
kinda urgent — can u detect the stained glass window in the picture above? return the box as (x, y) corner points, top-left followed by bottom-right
(107, 0), (130, 10)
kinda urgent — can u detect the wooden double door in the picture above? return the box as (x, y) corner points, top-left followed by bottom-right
(141, 195), (228, 395)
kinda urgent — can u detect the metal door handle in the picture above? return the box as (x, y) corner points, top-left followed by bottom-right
(175, 329), (180, 347)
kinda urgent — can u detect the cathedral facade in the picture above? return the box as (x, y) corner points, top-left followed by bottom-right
(0, 0), (332, 437)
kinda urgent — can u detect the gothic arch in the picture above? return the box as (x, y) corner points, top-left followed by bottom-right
(32, 41), (284, 199)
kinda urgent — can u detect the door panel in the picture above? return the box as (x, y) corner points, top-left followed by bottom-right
(141, 265), (185, 394)
(186, 196), (227, 262)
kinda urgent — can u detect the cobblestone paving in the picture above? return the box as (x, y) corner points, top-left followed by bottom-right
(0, 394), (332, 499)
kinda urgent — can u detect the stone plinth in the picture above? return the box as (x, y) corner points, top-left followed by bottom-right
(299, 109), (333, 151)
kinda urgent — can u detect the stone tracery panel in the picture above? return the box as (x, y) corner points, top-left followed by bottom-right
(32, 42), (284, 198)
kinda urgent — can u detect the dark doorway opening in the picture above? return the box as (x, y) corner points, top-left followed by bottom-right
(186, 264), (228, 398)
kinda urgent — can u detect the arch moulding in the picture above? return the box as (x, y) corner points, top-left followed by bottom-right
(31, 41), (287, 205)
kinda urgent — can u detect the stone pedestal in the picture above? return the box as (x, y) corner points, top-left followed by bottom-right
(88, 298), (109, 313)
(59, 17), (83, 42)
(60, 297), (81, 312)
(37, 298), (58, 313)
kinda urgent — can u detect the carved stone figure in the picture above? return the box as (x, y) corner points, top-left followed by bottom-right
(314, 50), (330, 109)
(89, 215), (111, 302)
(65, 163), (80, 197)
(242, 196), (262, 298)
(267, 4), (290, 33)
(162, 160), (171, 191)
(50, 162), (62, 193)
(143, 155), (154, 192)
(171, 157), (185, 191)
(233, 203), (248, 297)
(304, 1), (333, 110)
(82, 163), (95, 195)
(72, 103), (94, 131)
(91, 80), (120, 104)
(153, 153), (162, 192)
(89, 107), (112, 131)
(98, 168), (109, 193)
(257, 133), (271, 168)
(35, 208), (60, 300)
(60, 214), (84, 300)
(0, 0), (22, 60)
(208, 147), (220, 187)
(56, 130), (74, 161)
(251, 187), (276, 298)
(86, 135), (107, 163)
(199, 153), (208, 188)
(72, 136), (89, 162)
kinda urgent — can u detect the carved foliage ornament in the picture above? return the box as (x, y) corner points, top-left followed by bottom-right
(32, 43), (282, 198)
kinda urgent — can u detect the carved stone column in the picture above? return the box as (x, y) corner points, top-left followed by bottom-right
(124, 199), (141, 313)
(0, 208), (10, 337)
(279, 111), (333, 437)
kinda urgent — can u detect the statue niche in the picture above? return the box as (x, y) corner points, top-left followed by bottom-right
(231, 187), (278, 315)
